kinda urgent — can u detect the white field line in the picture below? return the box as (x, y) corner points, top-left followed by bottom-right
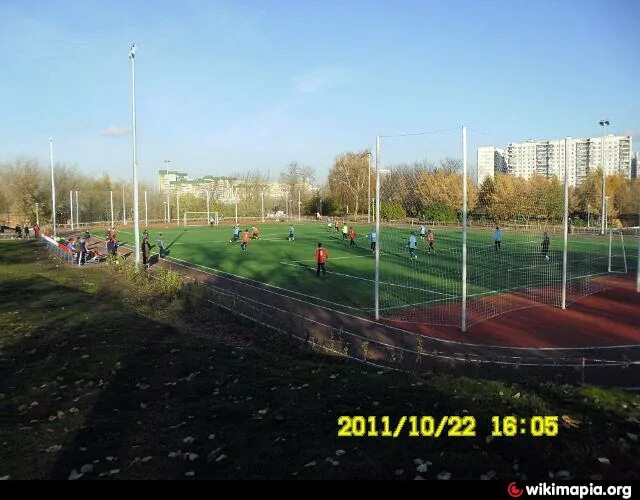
(278, 260), (457, 297)
(507, 263), (561, 272)
(288, 255), (373, 263)
(165, 256), (366, 312)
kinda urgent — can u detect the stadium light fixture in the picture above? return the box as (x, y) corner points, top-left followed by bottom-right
(129, 42), (141, 264)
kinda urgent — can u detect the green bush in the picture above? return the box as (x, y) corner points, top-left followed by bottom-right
(422, 203), (456, 223)
(381, 202), (406, 221)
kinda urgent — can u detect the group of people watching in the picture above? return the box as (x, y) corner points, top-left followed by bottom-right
(0, 224), (32, 239)
(59, 230), (105, 265)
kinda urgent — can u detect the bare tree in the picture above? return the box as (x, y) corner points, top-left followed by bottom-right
(328, 151), (369, 216)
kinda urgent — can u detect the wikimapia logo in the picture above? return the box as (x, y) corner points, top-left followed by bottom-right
(507, 482), (632, 499)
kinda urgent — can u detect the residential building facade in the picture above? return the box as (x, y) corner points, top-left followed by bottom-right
(477, 134), (632, 187)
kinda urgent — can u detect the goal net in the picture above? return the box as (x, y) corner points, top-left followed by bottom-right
(183, 212), (218, 227)
(374, 127), (635, 331)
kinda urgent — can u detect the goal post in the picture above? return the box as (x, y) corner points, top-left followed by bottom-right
(183, 212), (216, 227)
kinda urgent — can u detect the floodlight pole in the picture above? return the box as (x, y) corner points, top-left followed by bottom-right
(144, 190), (148, 227)
(561, 138), (569, 310)
(70, 191), (75, 231)
(122, 186), (126, 225)
(206, 189), (211, 224)
(110, 190), (114, 228)
(166, 194), (170, 223)
(176, 192), (180, 226)
(461, 126), (468, 331)
(637, 202), (640, 293)
(608, 226), (613, 273)
(35, 203), (40, 226)
(298, 189), (301, 222)
(374, 135), (381, 321)
(367, 151), (372, 224)
(234, 188), (238, 224)
(49, 138), (57, 237)
(261, 189), (265, 223)
(600, 120), (609, 235)
(75, 190), (79, 228)
(129, 42), (141, 265)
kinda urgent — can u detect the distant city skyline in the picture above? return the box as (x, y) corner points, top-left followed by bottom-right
(0, 0), (638, 185)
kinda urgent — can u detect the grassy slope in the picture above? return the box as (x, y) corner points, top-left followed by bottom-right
(0, 240), (638, 480)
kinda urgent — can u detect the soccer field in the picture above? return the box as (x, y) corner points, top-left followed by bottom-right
(115, 221), (634, 325)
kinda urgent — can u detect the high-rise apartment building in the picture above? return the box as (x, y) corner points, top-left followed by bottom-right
(477, 135), (632, 187)
(477, 146), (507, 184)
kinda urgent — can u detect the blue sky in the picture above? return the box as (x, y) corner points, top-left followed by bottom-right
(0, 0), (638, 184)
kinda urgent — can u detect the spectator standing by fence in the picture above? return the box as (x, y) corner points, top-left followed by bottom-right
(141, 236), (151, 268)
(76, 237), (87, 266)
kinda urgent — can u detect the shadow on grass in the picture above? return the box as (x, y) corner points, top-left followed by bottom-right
(1, 242), (639, 480)
(0, 241), (35, 265)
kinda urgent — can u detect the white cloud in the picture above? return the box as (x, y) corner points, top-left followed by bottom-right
(294, 68), (348, 94)
(101, 126), (131, 137)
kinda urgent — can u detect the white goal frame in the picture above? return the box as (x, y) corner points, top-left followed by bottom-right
(183, 212), (219, 227)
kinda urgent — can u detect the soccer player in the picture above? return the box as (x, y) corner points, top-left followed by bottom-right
(427, 229), (435, 253)
(335, 219), (340, 233)
(230, 224), (240, 243)
(494, 226), (502, 251)
(241, 229), (250, 253)
(315, 242), (329, 278)
(251, 226), (260, 240)
(342, 223), (348, 241)
(369, 229), (377, 253)
(157, 233), (165, 258)
(408, 232), (418, 259)
(349, 227), (356, 248)
(540, 231), (550, 260)
(420, 224), (426, 240)
(288, 225), (295, 241)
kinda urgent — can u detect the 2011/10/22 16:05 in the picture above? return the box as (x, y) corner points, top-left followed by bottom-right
(337, 416), (560, 438)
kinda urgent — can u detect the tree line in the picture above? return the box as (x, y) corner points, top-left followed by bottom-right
(1, 155), (638, 227)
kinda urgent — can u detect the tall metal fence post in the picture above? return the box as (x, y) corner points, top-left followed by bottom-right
(375, 135), (381, 321)
(461, 126), (468, 332)
(561, 137), (569, 310)
(70, 191), (75, 231)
